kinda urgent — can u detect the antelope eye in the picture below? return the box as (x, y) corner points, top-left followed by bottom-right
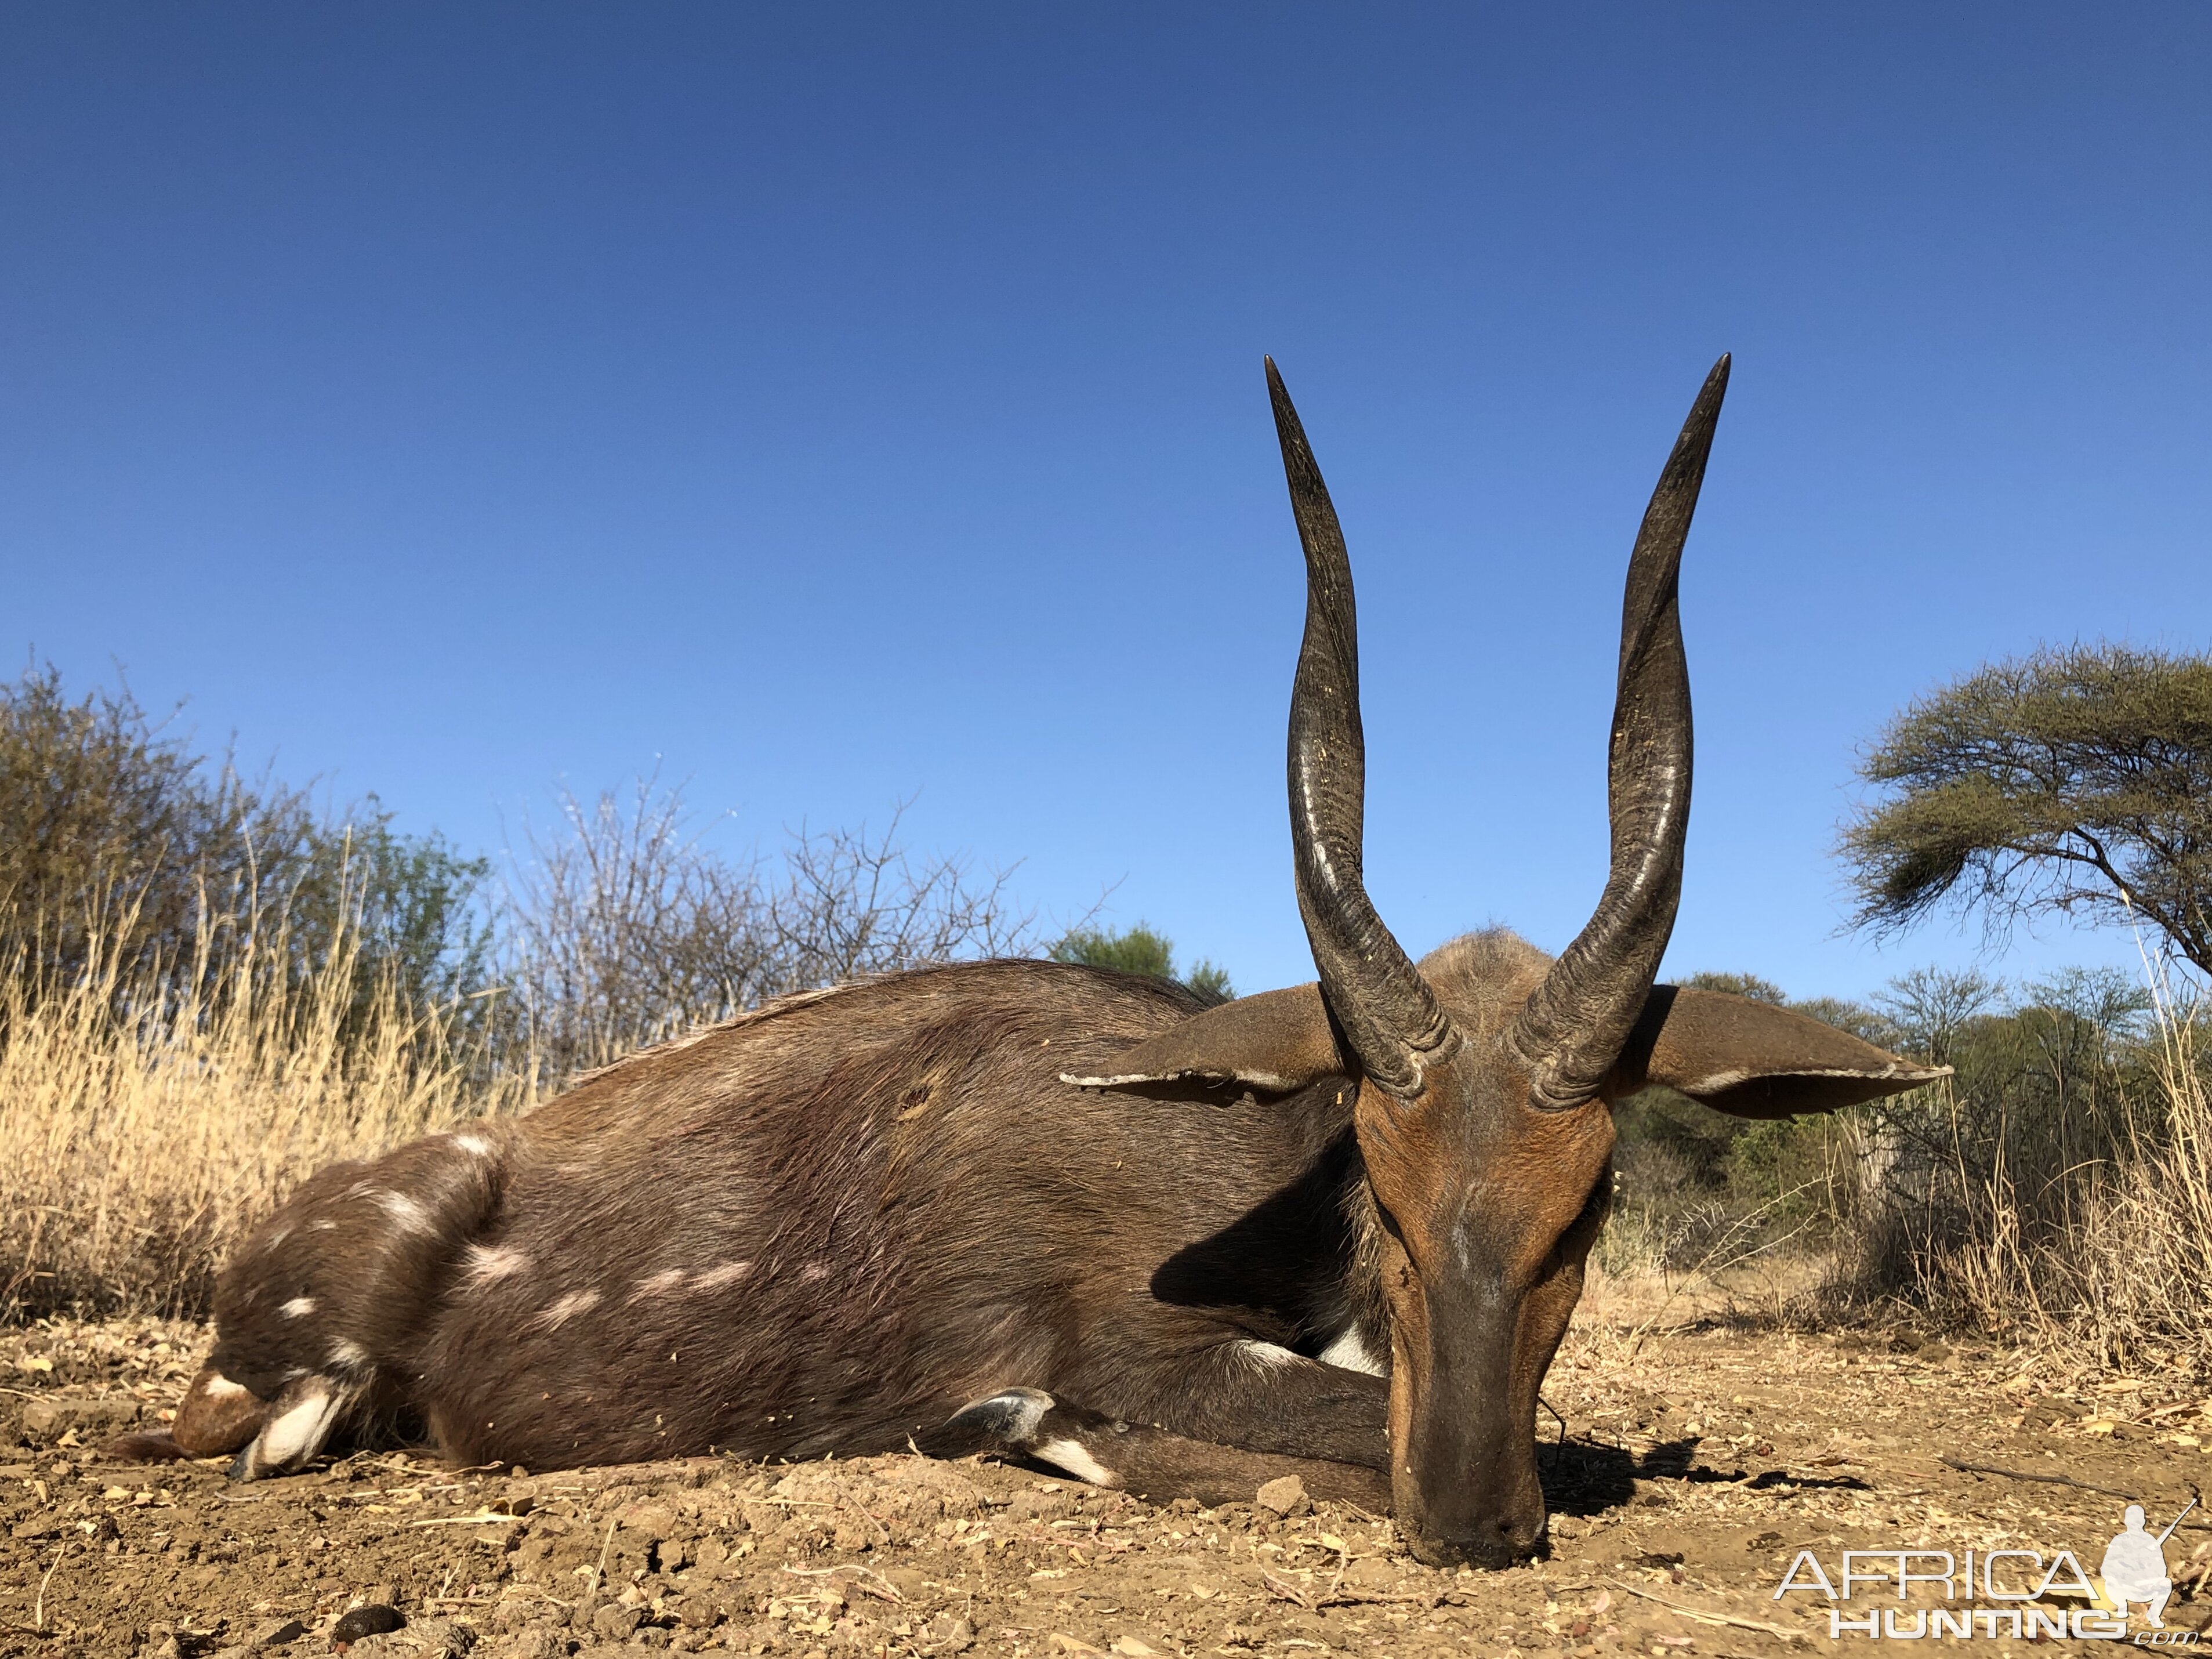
(1557, 1171), (1613, 1248)
(1579, 1171), (1613, 1226)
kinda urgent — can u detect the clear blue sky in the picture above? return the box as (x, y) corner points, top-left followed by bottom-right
(6, 6), (2208, 1004)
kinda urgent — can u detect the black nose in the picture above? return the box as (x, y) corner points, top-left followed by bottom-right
(1405, 1513), (1548, 1571)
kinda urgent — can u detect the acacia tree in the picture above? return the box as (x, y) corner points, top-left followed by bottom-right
(1841, 643), (2212, 977)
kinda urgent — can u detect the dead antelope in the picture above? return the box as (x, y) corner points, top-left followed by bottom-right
(113, 355), (1941, 1567)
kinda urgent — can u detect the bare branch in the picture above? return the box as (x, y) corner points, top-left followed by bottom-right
(496, 777), (1040, 1081)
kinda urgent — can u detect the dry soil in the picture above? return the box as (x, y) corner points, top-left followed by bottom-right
(3, 1309), (2206, 1659)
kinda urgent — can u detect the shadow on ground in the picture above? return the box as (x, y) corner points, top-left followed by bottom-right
(1540, 1433), (1871, 1517)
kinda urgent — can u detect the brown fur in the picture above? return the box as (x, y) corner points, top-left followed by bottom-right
(117, 364), (1948, 1570)
(126, 928), (1930, 1570)
(162, 961), (1386, 1476)
(126, 922), (1935, 1568)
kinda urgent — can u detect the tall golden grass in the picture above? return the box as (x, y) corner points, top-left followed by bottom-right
(8, 878), (2210, 1382)
(0, 894), (528, 1320)
(1776, 958), (2212, 1371)
(1948, 979), (2212, 1372)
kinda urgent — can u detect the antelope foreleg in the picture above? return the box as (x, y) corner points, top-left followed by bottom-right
(1097, 1332), (1392, 1469)
(921, 1387), (1391, 1510)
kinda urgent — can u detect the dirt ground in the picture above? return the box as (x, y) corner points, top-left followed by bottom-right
(4, 1288), (2208, 1659)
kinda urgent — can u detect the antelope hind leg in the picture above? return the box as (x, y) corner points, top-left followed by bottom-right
(105, 1363), (357, 1481)
(922, 1387), (1391, 1511)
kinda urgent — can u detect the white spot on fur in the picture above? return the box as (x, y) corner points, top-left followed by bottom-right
(1319, 1325), (1387, 1377)
(262, 1224), (292, 1252)
(533, 1288), (601, 1331)
(281, 1296), (317, 1319)
(309, 1218), (338, 1232)
(801, 1262), (829, 1283)
(372, 1190), (434, 1234)
(692, 1262), (751, 1291)
(461, 1244), (527, 1286)
(328, 1339), (368, 1371)
(452, 1132), (493, 1157)
(201, 1374), (248, 1402)
(629, 1267), (687, 1301)
(253, 1381), (340, 1469)
(1238, 1340), (1301, 1371)
(1035, 1437), (1118, 1488)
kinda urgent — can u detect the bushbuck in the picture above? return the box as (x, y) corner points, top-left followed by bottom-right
(113, 355), (1941, 1567)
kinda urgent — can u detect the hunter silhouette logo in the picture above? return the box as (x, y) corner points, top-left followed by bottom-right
(2102, 1501), (2187, 1629)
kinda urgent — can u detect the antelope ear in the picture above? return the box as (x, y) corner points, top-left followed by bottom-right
(1061, 983), (1349, 1095)
(1604, 984), (1948, 1119)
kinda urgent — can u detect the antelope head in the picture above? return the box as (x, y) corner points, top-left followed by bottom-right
(1081, 356), (1942, 1565)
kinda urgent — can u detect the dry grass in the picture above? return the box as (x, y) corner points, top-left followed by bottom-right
(0, 789), (1035, 1326)
(2000, 975), (2212, 1372)
(9, 876), (2211, 1389)
(1771, 961), (2212, 1374)
(0, 897), (526, 1321)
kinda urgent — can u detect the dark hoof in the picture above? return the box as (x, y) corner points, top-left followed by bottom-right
(915, 1387), (1054, 1457)
(949, 1387), (1054, 1441)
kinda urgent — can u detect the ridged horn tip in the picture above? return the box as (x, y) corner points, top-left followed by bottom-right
(1269, 352), (1457, 1100)
(1509, 353), (1730, 1109)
